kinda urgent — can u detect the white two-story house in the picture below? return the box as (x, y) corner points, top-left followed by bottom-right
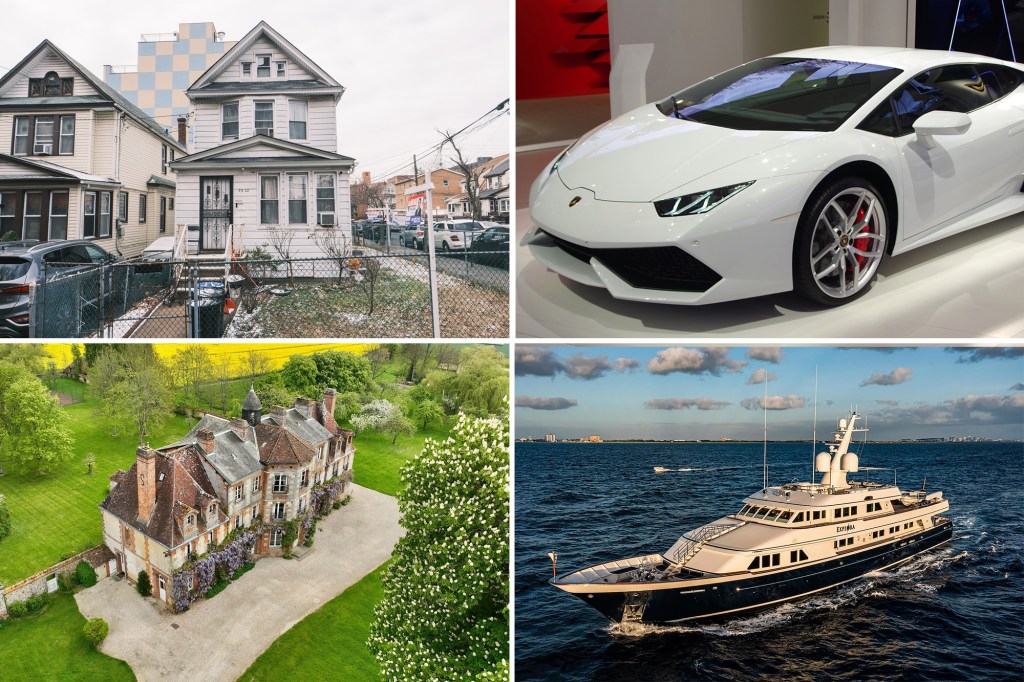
(0, 40), (184, 256)
(171, 21), (355, 257)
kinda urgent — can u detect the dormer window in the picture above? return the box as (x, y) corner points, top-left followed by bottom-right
(186, 514), (195, 526)
(208, 503), (216, 515)
(257, 54), (271, 78)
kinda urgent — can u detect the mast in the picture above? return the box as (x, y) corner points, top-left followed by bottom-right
(812, 366), (818, 484)
(762, 372), (768, 489)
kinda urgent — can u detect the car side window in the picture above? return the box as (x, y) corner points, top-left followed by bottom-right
(83, 245), (109, 264)
(60, 245), (92, 264)
(892, 64), (993, 133)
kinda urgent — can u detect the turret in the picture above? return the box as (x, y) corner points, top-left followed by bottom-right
(242, 386), (262, 426)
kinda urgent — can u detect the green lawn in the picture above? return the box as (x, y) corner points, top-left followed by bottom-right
(0, 592), (135, 681)
(350, 421), (451, 497)
(0, 393), (195, 585)
(238, 561), (388, 682)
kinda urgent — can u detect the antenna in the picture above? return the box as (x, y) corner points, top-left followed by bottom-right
(763, 371), (768, 490)
(812, 365), (818, 484)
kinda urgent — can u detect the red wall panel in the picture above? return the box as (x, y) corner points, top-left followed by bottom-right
(517, 0), (610, 100)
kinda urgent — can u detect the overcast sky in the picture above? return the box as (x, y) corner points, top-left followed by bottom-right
(0, 0), (510, 179)
(516, 346), (1024, 441)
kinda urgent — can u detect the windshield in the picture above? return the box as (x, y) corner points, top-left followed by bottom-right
(0, 257), (31, 281)
(657, 57), (902, 132)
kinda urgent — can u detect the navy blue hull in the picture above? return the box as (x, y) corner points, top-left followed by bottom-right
(573, 520), (953, 624)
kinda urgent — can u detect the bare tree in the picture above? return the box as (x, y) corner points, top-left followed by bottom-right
(440, 129), (485, 220)
(350, 180), (389, 222)
(360, 258), (383, 315)
(213, 357), (233, 414)
(171, 346), (210, 410)
(310, 227), (352, 285)
(265, 225), (297, 286)
(366, 346), (391, 380)
(244, 350), (271, 382)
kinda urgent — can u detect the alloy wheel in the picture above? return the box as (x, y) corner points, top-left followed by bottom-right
(809, 187), (886, 299)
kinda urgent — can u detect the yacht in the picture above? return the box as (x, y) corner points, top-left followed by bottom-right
(550, 413), (952, 624)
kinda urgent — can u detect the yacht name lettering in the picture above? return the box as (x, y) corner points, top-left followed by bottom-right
(836, 524), (855, 532)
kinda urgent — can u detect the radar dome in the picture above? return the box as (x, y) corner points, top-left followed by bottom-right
(839, 418), (847, 430)
(841, 453), (859, 472)
(815, 452), (831, 472)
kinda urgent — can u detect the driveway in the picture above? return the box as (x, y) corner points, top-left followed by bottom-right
(76, 484), (402, 682)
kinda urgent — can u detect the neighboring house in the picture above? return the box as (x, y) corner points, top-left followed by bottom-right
(395, 168), (464, 223)
(99, 387), (355, 607)
(0, 40), (185, 256)
(103, 22), (237, 150)
(171, 21), (355, 258)
(445, 154), (509, 221)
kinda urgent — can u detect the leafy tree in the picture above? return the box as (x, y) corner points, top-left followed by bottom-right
(171, 346), (210, 409)
(368, 411), (509, 680)
(411, 398), (446, 430)
(70, 343), (85, 378)
(311, 351), (373, 395)
(83, 618), (109, 647)
(90, 346), (172, 445)
(75, 560), (97, 587)
(84, 453), (96, 475)
(0, 361), (75, 475)
(350, 399), (415, 444)
(281, 354), (319, 398)
(0, 493), (11, 541)
(444, 346), (508, 417)
(366, 346), (391, 380)
(136, 570), (152, 597)
(0, 345), (49, 374)
(333, 391), (363, 423)
(255, 381), (295, 412)
(244, 349), (271, 381)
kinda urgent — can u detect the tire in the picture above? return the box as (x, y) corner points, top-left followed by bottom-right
(442, 242), (451, 253)
(793, 176), (889, 306)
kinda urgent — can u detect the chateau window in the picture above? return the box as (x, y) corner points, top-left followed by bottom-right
(208, 503), (216, 515)
(273, 474), (288, 494)
(300, 469), (309, 488)
(269, 528), (282, 547)
(235, 515), (243, 529)
(207, 532), (213, 545)
(252, 476), (262, 493)
(234, 485), (243, 501)
(298, 496), (306, 513)
(272, 502), (285, 520)
(251, 506), (259, 521)
(186, 514), (194, 526)
(332, 463), (339, 477)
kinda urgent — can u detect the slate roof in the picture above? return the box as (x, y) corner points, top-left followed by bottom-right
(254, 423), (317, 465)
(169, 414), (262, 484)
(264, 407), (333, 446)
(242, 387), (262, 411)
(484, 158), (509, 178)
(100, 446), (221, 549)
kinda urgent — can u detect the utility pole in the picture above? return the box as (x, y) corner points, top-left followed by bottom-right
(412, 154), (419, 185)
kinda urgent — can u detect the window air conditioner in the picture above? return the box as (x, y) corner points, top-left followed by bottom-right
(36, 144), (53, 155)
(317, 212), (335, 226)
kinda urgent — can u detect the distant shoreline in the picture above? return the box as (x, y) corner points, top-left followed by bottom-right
(515, 439), (1021, 444)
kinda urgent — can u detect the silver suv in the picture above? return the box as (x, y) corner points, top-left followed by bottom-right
(0, 239), (119, 337)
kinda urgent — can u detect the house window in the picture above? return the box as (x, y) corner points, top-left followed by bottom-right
(23, 192), (42, 240)
(159, 196), (167, 233)
(260, 174), (279, 224)
(316, 174), (335, 223)
(161, 145), (168, 174)
(300, 469), (309, 488)
(288, 100), (307, 139)
(251, 506), (258, 522)
(13, 117), (29, 155)
(99, 192), (111, 238)
(138, 194), (147, 223)
(208, 503), (216, 516)
(207, 532), (213, 546)
(169, 197), (174, 210)
(298, 497), (306, 513)
(118, 191), (128, 223)
(273, 473), (288, 494)
(58, 115), (75, 155)
(276, 61), (285, 77)
(254, 101), (274, 136)
(252, 476), (262, 493)
(235, 515), (242, 529)
(33, 116), (54, 154)
(186, 514), (194, 526)
(269, 528), (282, 547)
(29, 72), (72, 96)
(49, 191), (68, 240)
(234, 485), (243, 501)
(442, 179), (449, 188)
(332, 463), (339, 477)
(256, 54), (271, 78)
(0, 192), (15, 236)
(272, 502), (285, 520)
(221, 102), (239, 140)
(241, 61), (252, 77)
(288, 174), (307, 224)
(82, 192), (96, 237)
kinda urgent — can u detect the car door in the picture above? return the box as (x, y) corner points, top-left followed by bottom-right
(891, 63), (1024, 239)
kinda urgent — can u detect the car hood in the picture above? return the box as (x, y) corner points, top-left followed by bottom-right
(556, 104), (823, 202)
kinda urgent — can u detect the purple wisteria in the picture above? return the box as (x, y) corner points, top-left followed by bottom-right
(171, 530), (257, 612)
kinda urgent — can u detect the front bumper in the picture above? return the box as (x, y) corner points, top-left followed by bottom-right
(525, 170), (815, 305)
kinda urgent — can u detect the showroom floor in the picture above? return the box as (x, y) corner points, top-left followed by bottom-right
(516, 149), (1024, 339)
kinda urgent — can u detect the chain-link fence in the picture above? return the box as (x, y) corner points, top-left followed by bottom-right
(28, 248), (508, 339)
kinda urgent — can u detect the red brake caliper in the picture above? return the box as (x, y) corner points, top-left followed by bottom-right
(852, 206), (871, 268)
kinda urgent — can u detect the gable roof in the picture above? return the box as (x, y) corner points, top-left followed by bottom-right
(171, 134), (354, 170)
(484, 158), (509, 178)
(0, 40), (186, 153)
(188, 21), (344, 102)
(254, 423), (318, 465)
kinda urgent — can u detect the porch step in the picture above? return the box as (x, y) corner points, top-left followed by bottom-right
(290, 545), (315, 561)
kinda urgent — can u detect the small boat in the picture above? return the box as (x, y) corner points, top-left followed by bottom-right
(653, 466), (671, 473)
(550, 412), (952, 625)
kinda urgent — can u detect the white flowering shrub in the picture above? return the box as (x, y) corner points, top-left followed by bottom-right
(368, 411), (510, 681)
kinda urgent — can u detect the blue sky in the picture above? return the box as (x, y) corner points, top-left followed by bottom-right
(515, 346), (1024, 440)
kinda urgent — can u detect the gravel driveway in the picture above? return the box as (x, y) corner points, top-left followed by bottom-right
(76, 484), (402, 681)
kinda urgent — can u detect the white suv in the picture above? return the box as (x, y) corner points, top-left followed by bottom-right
(431, 220), (486, 252)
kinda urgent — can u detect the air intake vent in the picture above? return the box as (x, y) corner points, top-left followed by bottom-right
(1020, 178), (1024, 193)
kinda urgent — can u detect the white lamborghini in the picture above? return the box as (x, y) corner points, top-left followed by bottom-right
(525, 46), (1024, 306)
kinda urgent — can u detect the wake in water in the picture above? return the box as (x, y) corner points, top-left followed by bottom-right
(653, 465), (753, 473)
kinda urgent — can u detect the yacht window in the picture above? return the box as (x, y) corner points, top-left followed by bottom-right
(748, 556), (760, 570)
(764, 509), (783, 522)
(814, 510), (824, 520)
(779, 511), (793, 522)
(790, 550), (798, 562)
(772, 553), (780, 566)
(799, 550), (808, 561)
(793, 512), (804, 523)
(738, 504), (751, 515)
(753, 507), (770, 519)
(851, 506), (858, 515)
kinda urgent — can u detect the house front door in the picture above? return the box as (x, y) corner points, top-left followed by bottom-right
(158, 574), (166, 601)
(200, 176), (232, 252)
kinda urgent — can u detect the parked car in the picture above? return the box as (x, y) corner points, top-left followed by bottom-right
(431, 220), (487, 252)
(467, 226), (509, 268)
(0, 239), (121, 337)
(401, 226), (426, 249)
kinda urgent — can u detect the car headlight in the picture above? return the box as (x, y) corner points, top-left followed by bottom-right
(549, 140), (577, 175)
(653, 181), (754, 217)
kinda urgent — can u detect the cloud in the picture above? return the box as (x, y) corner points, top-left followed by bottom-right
(615, 357), (640, 373)
(741, 395), (807, 410)
(1011, 383), (1024, 391)
(826, 400), (834, 406)
(562, 353), (613, 380)
(872, 393), (1024, 425)
(948, 347), (1024, 363)
(515, 396), (578, 411)
(875, 399), (900, 406)
(840, 347), (916, 354)
(745, 347), (783, 363)
(515, 346), (562, 376)
(647, 347), (746, 376)
(860, 367), (912, 386)
(746, 368), (778, 385)
(644, 398), (731, 411)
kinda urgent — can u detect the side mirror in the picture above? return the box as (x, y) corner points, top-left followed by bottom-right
(913, 111), (972, 150)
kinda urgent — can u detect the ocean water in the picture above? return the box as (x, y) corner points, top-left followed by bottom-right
(514, 442), (1024, 681)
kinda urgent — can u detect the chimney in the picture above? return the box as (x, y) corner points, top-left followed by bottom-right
(177, 116), (187, 146)
(271, 405), (287, 418)
(229, 418), (250, 441)
(361, 171), (371, 185)
(136, 446), (157, 524)
(197, 428), (215, 454)
(293, 397), (310, 417)
(322, 388), (336, 419)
